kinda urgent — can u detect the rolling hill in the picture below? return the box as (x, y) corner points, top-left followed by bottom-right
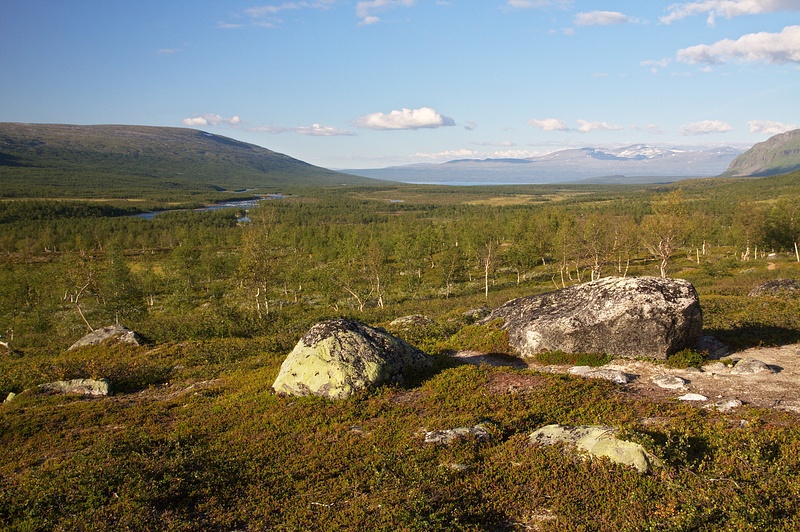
(721, 128), (800, 177)
(0, 123), (377, 198)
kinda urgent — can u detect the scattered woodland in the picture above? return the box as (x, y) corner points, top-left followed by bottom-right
(1, 169), (800, 530)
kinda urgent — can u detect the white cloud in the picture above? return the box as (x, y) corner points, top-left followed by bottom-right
(182, 114), (241, 127)
(529, 118), (569, 131)
(507, 0), (573, 8)
(661, 0), (800, 26)
(356, 0), (414, 25)
(415, 148), (478, 160)
(640, 58), (672, 73)
(576, 119), (623, 132)
(748, 119), (798, 134)
(680, 120), (733, 135)
(574, 11), (638, 26)
(677, 25), (800, 64)
(294, 123), (355, 136)
(354, 107), (455, 130)
(471, 140), (516, 147)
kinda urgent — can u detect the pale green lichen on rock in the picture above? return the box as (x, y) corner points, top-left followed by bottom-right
(272, 319), (432, 400)
(530, 424), (661, 474)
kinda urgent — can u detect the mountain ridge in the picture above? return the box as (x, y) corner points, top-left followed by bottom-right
(721, 129), (800, 177)
(344, 144), (744, 185)
(0, 122), (376, 198)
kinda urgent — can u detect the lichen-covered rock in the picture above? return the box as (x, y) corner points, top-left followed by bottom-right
(39, 378), (110, 396)
(272, 319), (433, 400)
(423, 424), (491, 445)
(731, 358), (775, 375)
(652, 375), (687, 390)
(530, 424), (660, 474)
(68, 324), (141, 351)
(481, 276), (702, 360)
(568, 366), (633, 385)
(748, 279), (800, 297)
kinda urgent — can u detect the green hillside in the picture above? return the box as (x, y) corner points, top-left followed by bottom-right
(722, 128), (800, 177)
(0, 123), (377, 199)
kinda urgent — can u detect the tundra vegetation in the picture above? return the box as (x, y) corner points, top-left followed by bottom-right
(1, 172), (800, 530)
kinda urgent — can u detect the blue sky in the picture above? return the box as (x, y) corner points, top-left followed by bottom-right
(1, 1), (798, 169)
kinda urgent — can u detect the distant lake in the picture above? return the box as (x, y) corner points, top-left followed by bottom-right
(135, 194), (284, 220)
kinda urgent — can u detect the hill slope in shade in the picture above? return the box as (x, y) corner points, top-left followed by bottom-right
(721, 129), (800, 177)
(0, 123), (375, 197)
(344, 145), (742, 185)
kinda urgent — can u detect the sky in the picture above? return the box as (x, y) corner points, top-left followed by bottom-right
(1, 1), (799, 169)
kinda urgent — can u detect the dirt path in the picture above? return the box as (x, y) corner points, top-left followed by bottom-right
(453, 344), (800, 413)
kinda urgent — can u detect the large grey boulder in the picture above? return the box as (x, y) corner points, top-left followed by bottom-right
(272, 319), (433, 400)
(481, 276), (702, 360)
(68, 324), (141, 351)
(530, 424), (661, 474)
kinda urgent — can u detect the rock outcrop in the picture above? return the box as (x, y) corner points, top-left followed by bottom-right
(530, 424), (660, 474)
(272, 319), (433, 400)
(68, 324), (142, 351)
(39, 378), (110, 396)
(481, 276), (702, 360)
(748, 279), (800, 297)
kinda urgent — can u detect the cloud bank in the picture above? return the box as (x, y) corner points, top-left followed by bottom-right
(680, 120), (733, 135)
(748, 120), (798, 135)
(182, 114), (241, 127)
(529, 118), (569, 131)
(576, 119), (623, 133)
(574, 11), (638, 26)
(661, 0), (800, 26)
(678, 25), (800, 64)
(354, 107), (455, 130)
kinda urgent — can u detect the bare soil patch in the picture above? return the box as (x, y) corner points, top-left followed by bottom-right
(453, 344), (800, 413)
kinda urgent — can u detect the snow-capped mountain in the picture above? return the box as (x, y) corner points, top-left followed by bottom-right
(344, 145), (744, 185)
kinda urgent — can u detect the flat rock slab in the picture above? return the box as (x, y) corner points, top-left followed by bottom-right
(568, 366), (634, 385)
(39, 378), (110, 396)
(482, 276), (702, 360)
(652, 375), (687, 389)
(272, 319), (432, 400)
(748, 279), (800, 297)
(530, 424), (660, 474)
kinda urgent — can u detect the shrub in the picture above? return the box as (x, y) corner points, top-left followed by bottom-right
(438, 319), (512, 355)
(665, 348), (706, 369)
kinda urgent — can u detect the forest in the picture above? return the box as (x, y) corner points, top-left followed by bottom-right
(1, 173), (800, 530)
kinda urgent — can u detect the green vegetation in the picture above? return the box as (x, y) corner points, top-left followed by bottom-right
(1, 168), (800, 530)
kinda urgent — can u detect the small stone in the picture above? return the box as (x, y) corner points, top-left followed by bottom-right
(702, 362), (728, 373)
(652, 375), (687, 389)
(731, 358), (775, 375)
(568, 366), (633, 384)
(714, 398), (743, 412)
(4, 392), (16, 403)
(678, 393), (708, 401)
(696, 335), (730, 359)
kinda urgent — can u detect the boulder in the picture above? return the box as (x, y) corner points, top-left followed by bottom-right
(652, 375), (687, 390)
(731, 358), (775, 375)
(68, 324), (141, 351)
(530, 424), (660, 474)
(748, 279), (800, 297)
(39, 378), (110, 396)
(272, 319), (433, 400)
(481, 276), (702, 360)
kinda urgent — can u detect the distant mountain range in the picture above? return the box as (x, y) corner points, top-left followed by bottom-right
(344, 144), (745, 185)
(722, 129), (800, 177)
(0, 123), (376, 198)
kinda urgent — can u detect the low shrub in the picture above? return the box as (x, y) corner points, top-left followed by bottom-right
(665, 348), (707, 369)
